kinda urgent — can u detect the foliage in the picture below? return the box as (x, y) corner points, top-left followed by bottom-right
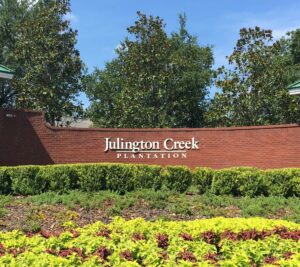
(263, 169), (300, 197)
(206, 27), (300, 127)
(38, 165), (79, 193)
(193, 167), (214, 194)
(0, 0), (32, 107)
(0, 168), (12, 194)
(12, 0), (84, 125)
(195, 166), (300, 197)
(8, 189), (300, 223)
(1, 163), (178, 195)
(1, 164), (300, 197)
(11, 166), (47, 195)
(211, 167), (266, 196)
(289, 29), (300, 66)
(163, 166), (192, 193)
(77, 165), (107, 192)
(0, 217), (298, 266)
(85, 12), (213, 128)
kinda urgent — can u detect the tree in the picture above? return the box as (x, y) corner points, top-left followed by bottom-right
(287, 29), (300, 81)
(13, 0), (84, 125)
(168, 14), (213, 127)
(0, 0), (32, 107)
(289, 29), (300, 65)
(206, 27), (300, 127)
(85, 12), (213, 128)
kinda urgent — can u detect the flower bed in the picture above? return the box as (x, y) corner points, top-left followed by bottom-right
(0, 217), (299, 266)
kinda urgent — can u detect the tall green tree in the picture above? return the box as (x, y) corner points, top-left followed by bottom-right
(289, 29), (300, 65)
(287, 29), (300, 81)
(0, 0), (32, 107)
(206, 27), (300, 127)
(85, 12), (213, 128)
(168, 14), (213, 127)
(12, 0), (84, 125)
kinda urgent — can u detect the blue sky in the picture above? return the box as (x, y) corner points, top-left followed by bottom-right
(68, 0), (300, 107)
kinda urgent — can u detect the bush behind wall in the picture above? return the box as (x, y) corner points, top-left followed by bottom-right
(0, 163), (299, 196)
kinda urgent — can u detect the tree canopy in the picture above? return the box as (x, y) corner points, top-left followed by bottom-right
(0, 0), (32, 107)
(85, 12), (214, 128)
(0, 3), (299, 128)
(0, 0), (84, 125)
(206, 27), (300, 127)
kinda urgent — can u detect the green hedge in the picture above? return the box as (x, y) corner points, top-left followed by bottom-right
(0, 163), (299, 196)
(0, 163), (191, 195)
(193, 167), (300, 197)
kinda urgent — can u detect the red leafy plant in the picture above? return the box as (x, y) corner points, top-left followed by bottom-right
(176, 249), (197, 262)
(158, 251), (169, 260)
(179, 232), (194, 241)
(283, 251), (294, 260)
(47, 247), (84, 258)
(263, 255), (278, 265)
(40, 230), (61, 239)
(0, 244), (5, 256)
(279, 230), (300, 241)
(204, 251), (219, 264)
(156, 233), (169, 249)
(218, 227), (300, 242)
(70, 230), (80, 238)
(8, 248), (25, 258)
(46, 249), (57, 256)
(201, 231), (220, 245)
(120, 250), (134, 261)
(132, 232), (146, 241)
(25, 232), (35, 238)
(93, 246), (111, 261)
(96, 227), (111, 239)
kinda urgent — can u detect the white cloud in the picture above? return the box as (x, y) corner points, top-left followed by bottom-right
(272, 28), (295, 39)
(220, 6), (300, 40)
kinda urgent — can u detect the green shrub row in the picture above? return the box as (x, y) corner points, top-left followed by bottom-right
(193, 167), (300, 197)
(0, 163), (191, 195)
(0, 163), (299, 196)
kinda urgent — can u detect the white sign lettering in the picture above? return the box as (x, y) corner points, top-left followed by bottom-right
(104, 138), (199, 159)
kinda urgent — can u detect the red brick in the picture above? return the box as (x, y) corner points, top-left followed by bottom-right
(0, 109), (299, 169)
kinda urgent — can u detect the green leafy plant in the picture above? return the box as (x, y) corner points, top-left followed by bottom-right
(1, 164), (299, 197)
(193, 167), (214, 194)
(163, 166), (192, 193)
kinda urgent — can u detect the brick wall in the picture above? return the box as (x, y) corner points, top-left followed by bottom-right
(1, 109), (300, 169)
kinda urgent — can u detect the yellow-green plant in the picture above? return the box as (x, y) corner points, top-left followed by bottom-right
(0, 217), (298, 266)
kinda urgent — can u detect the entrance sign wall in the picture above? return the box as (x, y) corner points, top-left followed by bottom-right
(0, 109), (300, 169)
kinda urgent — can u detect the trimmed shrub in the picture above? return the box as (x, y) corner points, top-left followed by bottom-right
(293, 176), (300, 197)
(0, 163), (299, 196)
(264, 169), (300, 197)
(11, 166), (48, 195)
(134, 165), (163, 190)
(38, 165), (79, 193)
(211, 168), (240, 196)
(211, 167), (261, 196)
(193, 167), (214, 194)
(77, 164), (107, 192)
(0, 167), (12, 194)
(163, 166), (192, 193)
(105, 164), (138, 194)
(210, 167), (300, 197)
(237, 170), (267, 197)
